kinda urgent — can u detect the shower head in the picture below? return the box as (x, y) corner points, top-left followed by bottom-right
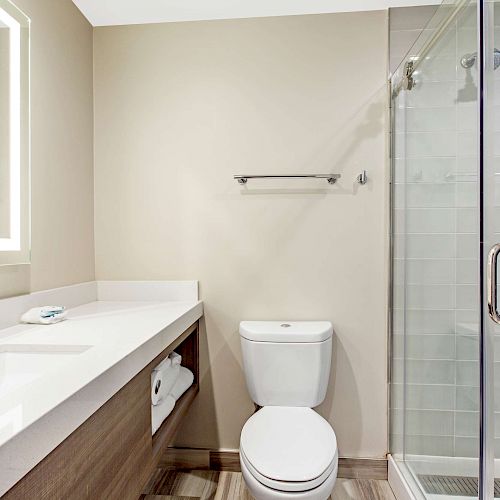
(460, 48), (500, 70)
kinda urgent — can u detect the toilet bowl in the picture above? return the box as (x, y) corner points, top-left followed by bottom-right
(240, 406), (338, 500)
(239, 322), (337, 500)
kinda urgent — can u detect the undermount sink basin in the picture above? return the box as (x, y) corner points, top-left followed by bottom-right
(0, 344), (92, 398)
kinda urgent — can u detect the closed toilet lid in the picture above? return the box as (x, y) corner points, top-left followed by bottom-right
(240, 407), (337, 486)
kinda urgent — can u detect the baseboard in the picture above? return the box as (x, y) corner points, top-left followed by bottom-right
(162, 448), (388, 480)
(338, 457), (388, 480)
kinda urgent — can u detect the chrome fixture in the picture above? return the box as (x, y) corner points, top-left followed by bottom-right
(234, 174), (341, 185)
(460, 48), (500, 70)
(488, 244), (500, 324)
(402, 61), (415, 91)
(392, 0), (469, 97)
(357, 170), (368, 185)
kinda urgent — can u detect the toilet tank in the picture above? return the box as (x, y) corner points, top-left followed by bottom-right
(239, 321), (333, 408)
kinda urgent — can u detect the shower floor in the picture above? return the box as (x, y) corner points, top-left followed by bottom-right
(418, 475), (500, 497)
(391, 455), (500, 500)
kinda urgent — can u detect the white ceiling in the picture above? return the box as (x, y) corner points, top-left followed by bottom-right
(72, 0), (440, 27)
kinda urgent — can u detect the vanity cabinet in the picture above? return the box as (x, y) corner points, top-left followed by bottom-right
(2, 321), (200, 500)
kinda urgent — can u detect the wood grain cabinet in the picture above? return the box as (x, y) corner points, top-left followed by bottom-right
(3, 322), (200, 500)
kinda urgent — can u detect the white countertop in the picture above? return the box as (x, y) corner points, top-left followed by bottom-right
(0, 281), (203, 496)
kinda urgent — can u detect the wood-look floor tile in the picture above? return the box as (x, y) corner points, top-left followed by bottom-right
(331, 478), (396, 500)
(141, 496), (201, 499)
(146, 469), (220, 499)
(143, 470), (397, 500)
(214, 472), (254, 500)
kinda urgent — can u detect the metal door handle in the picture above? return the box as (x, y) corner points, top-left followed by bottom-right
(488, 244), (500, 324)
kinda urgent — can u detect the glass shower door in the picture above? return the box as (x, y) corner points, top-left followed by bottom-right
(390, 1), (482, 497)
(483, 1), (500, 497)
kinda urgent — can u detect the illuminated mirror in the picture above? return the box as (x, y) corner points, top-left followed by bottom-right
(0, 0), (29, 265)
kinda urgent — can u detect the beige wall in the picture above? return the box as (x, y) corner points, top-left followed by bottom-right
(0, 0), (95, 298)
(94, 12), (389, 458)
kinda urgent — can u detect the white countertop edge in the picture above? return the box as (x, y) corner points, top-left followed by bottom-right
(0, 300), (203, 496)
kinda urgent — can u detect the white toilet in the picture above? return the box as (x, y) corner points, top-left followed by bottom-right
(239, 321), (338, 500)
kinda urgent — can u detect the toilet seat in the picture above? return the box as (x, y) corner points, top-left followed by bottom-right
(240, 407), (338, 493)
(241, 448), (337, 492)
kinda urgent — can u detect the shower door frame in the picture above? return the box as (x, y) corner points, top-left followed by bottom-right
(389, 1), (497, 498)
(479, 1), (495, 498)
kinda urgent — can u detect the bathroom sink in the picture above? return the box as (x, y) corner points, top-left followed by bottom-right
(0, 344), (92, 398)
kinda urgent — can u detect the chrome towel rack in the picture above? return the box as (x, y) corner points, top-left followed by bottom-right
(234, 174), (341, 185)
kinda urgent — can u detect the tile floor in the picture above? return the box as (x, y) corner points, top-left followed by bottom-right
(140, 469), (397, 499)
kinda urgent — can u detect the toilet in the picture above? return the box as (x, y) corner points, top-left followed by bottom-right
(239, 321), (338, 500)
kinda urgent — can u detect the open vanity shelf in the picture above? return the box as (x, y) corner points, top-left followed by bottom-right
(152, 322), (199, 460)
(3, 321), (201, 500)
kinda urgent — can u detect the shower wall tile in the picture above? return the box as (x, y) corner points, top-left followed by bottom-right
(456, 335), (479, 361)
(405, 81), (458, 108)
(394, 333), (456, 360)
(457, 132), (477, 158)
(394, 184), (456, 208)
(394, 158), (456, 184)
(403, 234), (455, 258)
(405, 435), (455, 457)
(455, 385), (500, 414)
(457, 156), (478, 174)
(406, 409), (455, 436)
(455, 411), (479, 438)
(456, 182), (478, 208)
(456, 386), (479, 412)
(405, 132), (457, 157)
(456, 361), (479, 387)
(456, 285), (479, 310)
(394, 207), (456, 234)
(393, 359), (456, 385)
(406, 359), (455, 385)
(404, 106), (457, 133)
(456, 259), (478, 285)
(392, 383), (455, 411)
(395, 258), (455, 285)
(455, 310), (480, 331)
(404, 310), (455, 335)
(457, 27), (478, 55)
(406, 284), (455, 310)
(456, 234), (478, 259)
(458, 104), (478, 132)
(454, 437), (479, 458)
(456, 208), (477, 233)
(418, 56), (459, 82)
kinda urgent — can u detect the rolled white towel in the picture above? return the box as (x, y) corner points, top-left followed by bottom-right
(151, 370), (163, 406)
(152, 395), (175, 434)
(170, 366), (194, 401)
(169, 351), (182, 366)
(159, 363), (180, 399)
(21, 306), (67, 325)
(155, 356), (171, 372)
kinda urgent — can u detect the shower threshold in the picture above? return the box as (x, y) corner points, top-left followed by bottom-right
(418, 475), (500, 497)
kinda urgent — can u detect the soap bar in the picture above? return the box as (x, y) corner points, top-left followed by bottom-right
(21, 306), (67, 325)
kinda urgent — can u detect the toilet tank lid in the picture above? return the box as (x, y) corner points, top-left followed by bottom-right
(239, 321), (333, 343)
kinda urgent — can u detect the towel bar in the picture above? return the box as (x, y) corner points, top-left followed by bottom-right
(234, 174), (341, 185)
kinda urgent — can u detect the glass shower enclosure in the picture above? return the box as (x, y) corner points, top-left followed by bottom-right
(389, 0), (500, 498)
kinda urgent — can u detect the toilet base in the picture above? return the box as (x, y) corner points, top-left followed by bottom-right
(240, 457), (338, 500)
